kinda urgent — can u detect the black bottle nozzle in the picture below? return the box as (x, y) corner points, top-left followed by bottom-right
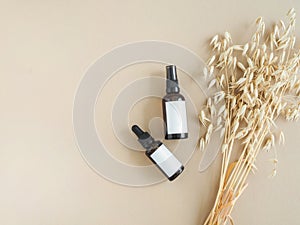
(131, 125), (150, 140)
(131, 125), (156, 150)
(131, 125), (144, 137)
(166, 65), (178, 83)
(166, 65), (180, 93)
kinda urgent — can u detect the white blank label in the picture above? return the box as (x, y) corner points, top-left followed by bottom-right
(165, 101), (188, 134)
(150, 144), (182, 177)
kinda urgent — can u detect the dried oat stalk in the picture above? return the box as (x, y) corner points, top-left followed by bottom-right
(200, 8), (300, 225)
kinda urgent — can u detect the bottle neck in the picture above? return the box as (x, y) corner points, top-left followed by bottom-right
(138, 136), (161, 152)
(166, 80), (180, 94)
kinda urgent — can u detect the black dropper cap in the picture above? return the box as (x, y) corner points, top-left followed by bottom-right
(131, 125), (156, 151)
(166, 65), (180, 93)
(131, 125), (150, 140)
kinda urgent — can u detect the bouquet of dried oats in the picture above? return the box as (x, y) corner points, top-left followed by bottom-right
(200, 8), (300, 225)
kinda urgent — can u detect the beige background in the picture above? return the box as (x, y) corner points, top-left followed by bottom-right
(1, 0), (300, 224)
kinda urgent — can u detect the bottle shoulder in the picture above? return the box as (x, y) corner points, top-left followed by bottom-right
(145, 141), (162, 156)
(163, 93), (185, 101)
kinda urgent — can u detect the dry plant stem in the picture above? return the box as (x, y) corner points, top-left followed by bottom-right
(202, 9), (300, 225)
(227, 87), (284, 195)
(209, 67), (290, 224)
(206, 57), (234, 225)
(232, 88), (287, 196)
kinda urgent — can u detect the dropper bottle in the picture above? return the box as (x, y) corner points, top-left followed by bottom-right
(131, 125), (184, 181)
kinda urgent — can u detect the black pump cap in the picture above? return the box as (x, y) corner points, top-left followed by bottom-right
(166, 65), (180, 93)
(166, 65), (178, 83)
(131, 125), (150, 139)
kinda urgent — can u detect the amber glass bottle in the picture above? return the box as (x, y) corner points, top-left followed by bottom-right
(162, 65), (188, 140)
(131, 125), (184, 181)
